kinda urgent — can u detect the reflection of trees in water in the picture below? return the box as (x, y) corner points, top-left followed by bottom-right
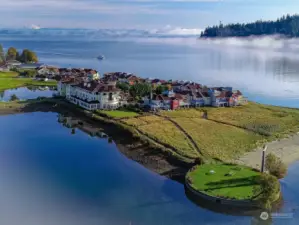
(0, 91), (4, 99)
(268, 57), (299, 80)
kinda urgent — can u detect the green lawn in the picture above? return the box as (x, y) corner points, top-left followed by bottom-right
(0, 77), (57, 91)
(0, 72), (19, 78)
(186, 164), (261, 200)
(98, 110), (139, 118)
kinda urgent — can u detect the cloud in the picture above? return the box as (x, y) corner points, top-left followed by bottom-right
(0, 0), (165, 15)
(149, 25), (203, 35)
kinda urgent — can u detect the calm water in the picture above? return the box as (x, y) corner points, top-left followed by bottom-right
(0, 87), (55, 101)
(0, 112), (298, 225)
(0, 113), (249, 225)
(1, 33), (299, 107)
(0, 31), (299, 224)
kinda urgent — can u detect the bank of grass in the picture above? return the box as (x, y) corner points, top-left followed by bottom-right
(122, 115), (199, 159)
(0, 77), (57, 91)
(0, 71), (19, 78)
(186, 164), (261, 200)
(98, 110), (139, 118)
(205, 102), (299, 137)
(173, 118), (263, 160)
(159, 102), (299, 161)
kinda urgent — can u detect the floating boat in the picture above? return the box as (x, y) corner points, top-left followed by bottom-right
(97, 55), (105, 60)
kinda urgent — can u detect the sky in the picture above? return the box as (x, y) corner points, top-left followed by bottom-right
(1, 0), (299, 30)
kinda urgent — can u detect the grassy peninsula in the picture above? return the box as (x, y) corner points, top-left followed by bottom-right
(0, 69), (296, 209)
(0, 72), (57, 91)
(117, 102), (299, 163)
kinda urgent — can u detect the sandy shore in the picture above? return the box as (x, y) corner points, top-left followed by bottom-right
(236, 134), (299, 169)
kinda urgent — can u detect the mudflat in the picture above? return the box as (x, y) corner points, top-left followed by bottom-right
(236, 134), (299, 168)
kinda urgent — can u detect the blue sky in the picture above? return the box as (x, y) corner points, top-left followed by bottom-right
(1, 0), (299, 30)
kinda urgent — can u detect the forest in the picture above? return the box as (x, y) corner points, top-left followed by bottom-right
(201, 14), (299, 38)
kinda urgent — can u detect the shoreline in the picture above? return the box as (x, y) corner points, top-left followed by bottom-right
(2, 99), (299, 170)
(0, 98), (294, 211)
(235, 133), (299, 169)
(0, 99), (191, 182)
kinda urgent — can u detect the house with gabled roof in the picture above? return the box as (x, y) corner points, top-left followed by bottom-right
(66, 80), (122, 110)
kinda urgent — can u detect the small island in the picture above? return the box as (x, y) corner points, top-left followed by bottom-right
(200, 14), (299, 38)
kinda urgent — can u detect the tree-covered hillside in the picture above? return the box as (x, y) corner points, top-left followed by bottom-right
(201, 14), (299, 38)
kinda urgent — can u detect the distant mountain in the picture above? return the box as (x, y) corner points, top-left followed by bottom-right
(0, 27), (202, 39)
(201, 14), (299, 38)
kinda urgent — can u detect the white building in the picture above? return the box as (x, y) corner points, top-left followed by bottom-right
(37, 66), (59, 76)
(58, 79), (122, 111)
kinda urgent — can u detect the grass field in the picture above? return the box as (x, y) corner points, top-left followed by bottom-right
(172, 117), (263, 160)
(0, 72), (19, 78)
(205, 102), (299, 137)
(158, 103), (299, 161)
(0, 77), (57, 91)
(186, 164), (261, 200)
(98, 110), (139, 118)
(123, 115), (199, 158)
(121, 102), (299, 162)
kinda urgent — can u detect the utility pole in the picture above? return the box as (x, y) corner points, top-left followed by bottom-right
(261, 145), (267, 173)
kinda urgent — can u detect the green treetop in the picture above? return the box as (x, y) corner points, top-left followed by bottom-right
(19, 49), (38, 63)
(6, 47), (19, 61)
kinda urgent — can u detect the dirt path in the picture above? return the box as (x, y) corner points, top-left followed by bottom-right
(155, 113), (202, 157)
(235, 133), (299, 169)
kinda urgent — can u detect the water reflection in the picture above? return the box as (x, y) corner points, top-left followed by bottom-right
(57, 114), (289, 220)
(0, 86), (56, 102)
(0, 112), (298, 224)
(58, 114), (110, 142)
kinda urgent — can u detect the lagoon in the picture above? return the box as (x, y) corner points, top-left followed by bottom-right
(0, 112), (298, 225)
(0, 87), (56, 101)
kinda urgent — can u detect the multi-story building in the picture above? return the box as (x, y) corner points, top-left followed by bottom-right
(58, 77), (123, 110)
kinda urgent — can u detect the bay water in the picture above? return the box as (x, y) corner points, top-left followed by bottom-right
(0, 31), (299, 224)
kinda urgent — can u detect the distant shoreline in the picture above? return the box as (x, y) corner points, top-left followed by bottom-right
(2, 98), (299, 172)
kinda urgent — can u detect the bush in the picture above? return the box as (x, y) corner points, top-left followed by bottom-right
(10, 94), (19, 101)
(24, 70), (36, 77)
(266, 153), (288, 179)
(254, 173), (280, 209)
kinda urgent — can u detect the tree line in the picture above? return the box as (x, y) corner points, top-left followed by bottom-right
(201, 14), (299, 38)
(0, 44), (38, 64)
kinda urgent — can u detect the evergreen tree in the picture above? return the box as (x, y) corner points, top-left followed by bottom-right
(201, 14), (299, 38)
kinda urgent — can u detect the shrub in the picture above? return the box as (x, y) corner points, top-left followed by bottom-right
(254, 173), (280, 209)
(266, 153), (288, 179)
(10, 94), (19, 101)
